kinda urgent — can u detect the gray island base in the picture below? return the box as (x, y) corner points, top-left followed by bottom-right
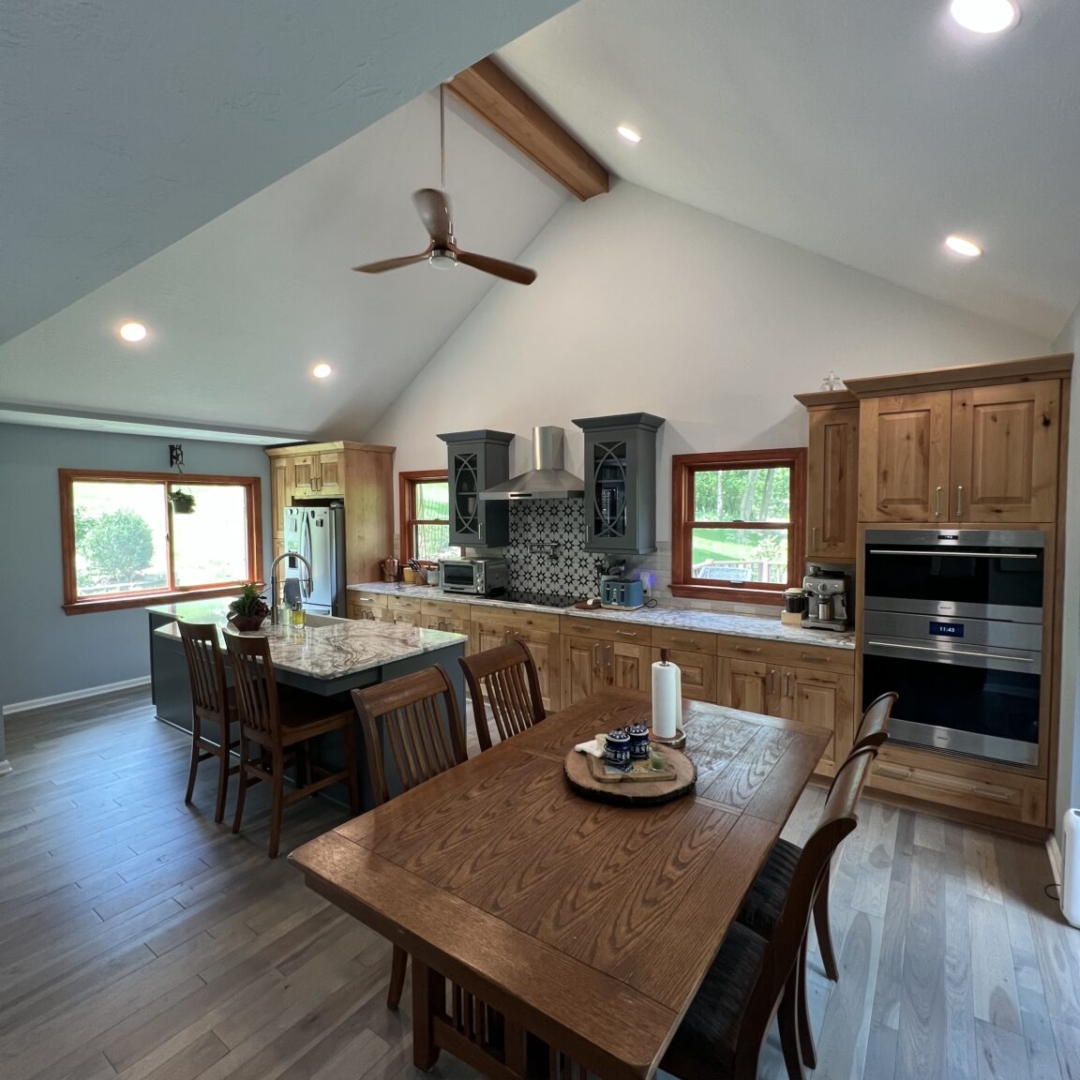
(148, 599), (467, 814)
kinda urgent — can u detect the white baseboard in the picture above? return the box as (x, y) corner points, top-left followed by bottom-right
(1048, 833), (1064, 885)
(2, 676), (151, 718)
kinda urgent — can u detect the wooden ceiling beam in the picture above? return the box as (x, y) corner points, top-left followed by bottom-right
(447, 58), (609, 202)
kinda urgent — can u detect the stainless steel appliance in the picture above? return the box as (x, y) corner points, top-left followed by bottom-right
(478, 427), (584, 501)
(283, 505), (346, 616)
(862, 528), (1045, 767)
(801, 567), (850, 631)
(439, 557), (509, 596)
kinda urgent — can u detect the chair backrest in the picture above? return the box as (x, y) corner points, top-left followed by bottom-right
(178, 622), (229, 720)
(459, 640), (546, 752)
(738, 747), (876, 1064)
(223, 632), (281, 742)
(351, 666), (466, 806)
(851, 691), (897, 756)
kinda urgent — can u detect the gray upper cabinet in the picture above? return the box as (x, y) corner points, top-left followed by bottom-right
(572, 413), (665, 555)
(437, 430), (513, 548)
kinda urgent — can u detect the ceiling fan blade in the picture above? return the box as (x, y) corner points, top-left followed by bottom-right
(352, 248), (432, 274)
(413, 188), (453, 245)
(452, 248), (537, 286)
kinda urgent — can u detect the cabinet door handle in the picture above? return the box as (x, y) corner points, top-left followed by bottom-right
(592, 642), (600, 672)
(584, 524), (590, 544)
(768, 669), (776, 694)
(811, 526), (818, 549)
(786, 673), (794, 697)
(934, 486), (943, 518)
(478, 521), (485, 543)
(605, 643), (613, 670)
(956, 485), (964, 518)
(615, 630), (638, 638)
(734, 645), (761, 655)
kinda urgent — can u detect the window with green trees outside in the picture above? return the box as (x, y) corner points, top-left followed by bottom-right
(60, 469), (261, 614)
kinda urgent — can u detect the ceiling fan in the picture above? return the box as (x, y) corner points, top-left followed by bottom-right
(352, 86), (537, 286)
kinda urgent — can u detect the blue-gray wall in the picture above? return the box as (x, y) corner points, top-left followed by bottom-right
(0, 423), (271, 753)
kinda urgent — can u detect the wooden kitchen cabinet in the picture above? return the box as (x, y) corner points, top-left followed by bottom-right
(385, 596), (423, 627)
(265, 441), (394, 588)
(776, 667), (851, 772)
(858, 391), (952, 522)
(561, 636), (649, 707)
(856, 379), (1061, 524)
(438, 430), (514, 549)
(796, 393), (859, 560)
(652, 647), (718, 703)
(718, 658), (782, 716)
(347, 592), (389, 622)
(421, 599), (470, 641)
(470, 607), (562, 711)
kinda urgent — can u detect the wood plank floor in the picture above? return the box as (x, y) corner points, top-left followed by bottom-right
(0, 688), (1077, 1080)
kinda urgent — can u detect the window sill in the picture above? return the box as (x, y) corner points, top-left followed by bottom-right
(670, 584), (785, 607)
(63, 584), (249, 616)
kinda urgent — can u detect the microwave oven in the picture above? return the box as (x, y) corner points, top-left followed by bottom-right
(439, 557), (509, 596)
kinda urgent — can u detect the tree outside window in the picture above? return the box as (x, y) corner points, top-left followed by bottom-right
(399, 470), (457, 564)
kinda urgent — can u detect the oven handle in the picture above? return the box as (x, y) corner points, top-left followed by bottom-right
(867, 549), (1038, 560)
(866, 640), (1037, 664)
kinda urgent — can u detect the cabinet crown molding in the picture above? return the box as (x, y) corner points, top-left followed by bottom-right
(264, 440), (394, 456)
(843, 353), (1072, 398)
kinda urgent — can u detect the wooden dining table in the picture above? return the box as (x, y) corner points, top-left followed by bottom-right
(288, 688), (830, 1079)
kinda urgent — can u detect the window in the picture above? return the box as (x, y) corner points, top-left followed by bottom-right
(671, 448), (806, 604)
(60, 470), (262, 614)
(399, 470), (457, 563)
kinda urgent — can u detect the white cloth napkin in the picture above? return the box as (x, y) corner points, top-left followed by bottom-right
(573, 734), (607, 758)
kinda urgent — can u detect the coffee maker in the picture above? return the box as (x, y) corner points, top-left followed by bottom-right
(801, 567), (850, 631)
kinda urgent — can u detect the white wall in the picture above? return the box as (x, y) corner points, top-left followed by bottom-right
(367, 181), (1048, 536)
(1054, 307), (1080, 841)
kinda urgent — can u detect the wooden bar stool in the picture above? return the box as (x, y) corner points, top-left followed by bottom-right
(178, 621), (239, 823)
(459, 639), (546, 751)
(352, 666), (466, 1010)
(225, 632), (360, 859)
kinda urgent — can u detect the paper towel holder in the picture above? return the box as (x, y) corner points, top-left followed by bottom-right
(649, 649), (687, 749)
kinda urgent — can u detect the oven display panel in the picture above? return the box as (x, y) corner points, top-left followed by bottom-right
(929, 621), (964, 638)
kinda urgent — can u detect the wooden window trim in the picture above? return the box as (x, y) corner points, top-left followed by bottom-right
(670, 448), (806, 606)
(60, 469), (262, 615)
(399, 469), (454, 565)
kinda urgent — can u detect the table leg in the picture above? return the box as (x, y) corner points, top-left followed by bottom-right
(412, 959), (445, 1071)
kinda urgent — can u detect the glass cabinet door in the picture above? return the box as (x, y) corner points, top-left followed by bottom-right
(451, 451), (480, 544)
(591, 440), (629, 544)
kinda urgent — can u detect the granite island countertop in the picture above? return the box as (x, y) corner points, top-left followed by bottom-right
(348, 582), (856, 650)
(149, 598), (467, 681)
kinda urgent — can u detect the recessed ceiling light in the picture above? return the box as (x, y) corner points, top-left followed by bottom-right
(312, 362), (333, 379)
(949, 0), (1019, 34)
(945, 234), (983, 257)
(118, 321), (147, 343)
(616, 125), (642, 144)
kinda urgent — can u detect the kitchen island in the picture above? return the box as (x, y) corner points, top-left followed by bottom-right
(147, 598), (467, 810)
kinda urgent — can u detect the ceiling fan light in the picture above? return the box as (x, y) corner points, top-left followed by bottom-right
(429, 249), (458, 270)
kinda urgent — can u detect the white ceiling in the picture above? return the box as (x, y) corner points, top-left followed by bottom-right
(0, 94), (567, 439)
(499, 0), (1080, 339)
(0, 0), (575, 346)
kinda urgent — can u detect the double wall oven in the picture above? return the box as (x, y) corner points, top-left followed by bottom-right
(862, 529), (1046, 767)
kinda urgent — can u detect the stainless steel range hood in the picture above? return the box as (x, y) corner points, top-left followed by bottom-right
(479, 426), (584, 501)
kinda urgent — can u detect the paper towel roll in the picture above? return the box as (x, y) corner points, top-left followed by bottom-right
(652, 660), (680, 738)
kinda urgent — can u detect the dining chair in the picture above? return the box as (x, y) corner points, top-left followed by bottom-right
(458, 639), (546, 752)
(351, 665), (467, 1010)
(224, 632), (360, 859)
(178, 622), (239, 823)
(661, 745), (877, 1080)
(733, 691), (895, 1070)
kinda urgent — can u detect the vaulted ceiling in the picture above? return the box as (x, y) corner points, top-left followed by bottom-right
(3, 0), (1078, 444)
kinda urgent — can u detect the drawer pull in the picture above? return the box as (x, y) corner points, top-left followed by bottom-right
(735, 645), (762, 654)
(616, 629), (640, 638)
(672, 638), (698, 648)
(800, 652), (828, 662)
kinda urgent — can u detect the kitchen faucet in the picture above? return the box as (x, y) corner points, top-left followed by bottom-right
(267, 552), (312, 625)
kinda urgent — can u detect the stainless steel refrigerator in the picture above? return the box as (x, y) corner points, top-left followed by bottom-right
(283, 505), (346, 616)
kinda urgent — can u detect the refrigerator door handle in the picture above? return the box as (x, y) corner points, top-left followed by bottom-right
(301, 512), (314, 598)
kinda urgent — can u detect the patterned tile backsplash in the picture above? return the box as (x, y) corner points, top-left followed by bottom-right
(501, 500), (600, 596)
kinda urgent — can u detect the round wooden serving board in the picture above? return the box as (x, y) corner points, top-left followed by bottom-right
(563, 747), (696, 806)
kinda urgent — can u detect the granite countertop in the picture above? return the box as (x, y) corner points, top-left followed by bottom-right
(149, 598), (467, 680)
(348, 582), (856, 651)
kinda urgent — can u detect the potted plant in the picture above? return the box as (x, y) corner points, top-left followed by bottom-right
(227, 583), (270, 632)
(169, 489), (196, 514)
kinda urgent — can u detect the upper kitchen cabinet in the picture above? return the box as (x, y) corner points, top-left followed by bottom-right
(572, 413), (665, 555)
(796, 391), (860, 561)
(264, 441), (394, 583)
(848, 354), (1071, 524)
(437, 430), (513, 548)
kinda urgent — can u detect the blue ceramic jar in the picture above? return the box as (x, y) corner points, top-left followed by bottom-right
(604, 728), (631, 767)
(627, 722), (650, 760)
